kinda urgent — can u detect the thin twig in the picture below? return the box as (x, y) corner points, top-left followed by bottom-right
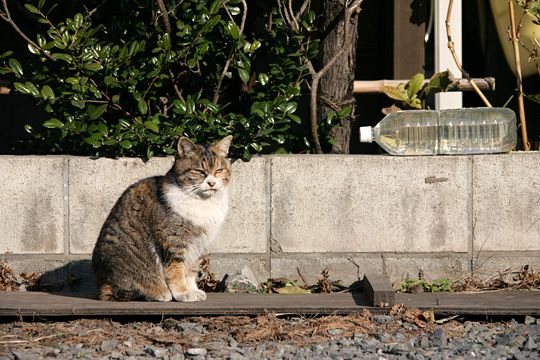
(84, 0), (112, 19)
(169, 69), (185, 102)
(0, 0), (55, 61)
(212, 0), (247, 104)
(509, 0), (530, 151)
(155, 0), (171, 34)
(445, 0), (491, 107)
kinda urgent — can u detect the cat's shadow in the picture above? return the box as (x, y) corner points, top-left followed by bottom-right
(34, 260), (98, 299)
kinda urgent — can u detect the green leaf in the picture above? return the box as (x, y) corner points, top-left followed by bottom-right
(228, 6), (241, 15)
(144, 120), (159, 133)
(71, 99), (85, 109)
(526, 94), (540, 105)
(382, 85), (408, 102)
(258, 73), (269, 86)
(407, 73), (425, 99)
(87, 104), (107, 120)
(84, 63), (103, 71)
(425, 70), (455, 95)
(112, 94), (120, 104)
(24, 4), (40, 14)
(289, 114), (301, 124)
(238, 68), (250, 84)
(8, 59), (23, 76)
(65, 77), (79, 85)
(52, 53), (73, 62)
(27, 44), (40, 55)
(41, 85), (55, 99)
(42, 118), (63, 128)
(120, 140), (132, 149)
(225, 21), (239, 40)
(25, 82), (39, 96)
(73, 13), (83, 28)
(282, 102), (297, 114)
(137, 99), (148, 115)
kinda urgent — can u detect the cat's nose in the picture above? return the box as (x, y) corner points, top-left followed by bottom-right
(207, 179), (216, 187)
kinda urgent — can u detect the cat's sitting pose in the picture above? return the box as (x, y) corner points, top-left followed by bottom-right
(92, 136), (232, 302)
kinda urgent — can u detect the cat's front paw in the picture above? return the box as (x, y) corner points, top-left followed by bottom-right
(172, 289), (207, 302)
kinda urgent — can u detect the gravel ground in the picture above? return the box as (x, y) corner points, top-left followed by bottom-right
(0, 309), (539, 359)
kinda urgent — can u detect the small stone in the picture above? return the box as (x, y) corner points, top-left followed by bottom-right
(177, 322), (205, 334)
(223, 266), (259, 293)
(125, 348), (146, 357)
(186, 348), (207, 356)
(100, 340), (118, 352)
(169, 354), (185, 360)
(12, 350), (35, 360)
(372, 315), (394, 325)
(525, 337), (537, 350)
(144, 346), (168, 358)
(429, 328), (447, 347)
(229, 337), (239, 348)
(109, 351), (122, 359)
(525, 315), (537, 325)
(328, 328), (343, 336)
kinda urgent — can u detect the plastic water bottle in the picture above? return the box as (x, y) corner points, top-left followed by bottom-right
(359, 108), (517, 155)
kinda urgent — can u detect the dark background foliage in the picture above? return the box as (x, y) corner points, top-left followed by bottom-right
(0, 0), (320, 159)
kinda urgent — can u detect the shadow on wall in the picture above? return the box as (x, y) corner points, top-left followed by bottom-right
(34, 260), (97, 299)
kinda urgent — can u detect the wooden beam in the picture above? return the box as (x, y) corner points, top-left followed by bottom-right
(353, 77), (495, 94)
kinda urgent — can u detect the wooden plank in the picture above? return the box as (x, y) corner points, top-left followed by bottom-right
(363, 274), (395, 307)
(396, 291), (540, 315)
(0, 292), (379, 318)
(1, 291), (539, 319)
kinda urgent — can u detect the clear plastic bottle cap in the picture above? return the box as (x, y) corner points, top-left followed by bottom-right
(359, 126), (373, 143)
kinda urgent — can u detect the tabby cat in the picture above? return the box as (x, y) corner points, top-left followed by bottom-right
(92, 136), (232, 302)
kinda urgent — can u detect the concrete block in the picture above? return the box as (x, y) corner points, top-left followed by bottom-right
(384, 254), (470, 284)
(471, 252), (540, 279)
(472, 153), (540, 251)
(0, 257), (65, 275)
(0, 157), (65, 254)
(270, 254), (384, 286)
(206, 254), (268, 283)
(69, 156), (268, 254)
(212, 157), (268, 253)
(271, 155), (470, 253)
(68, 157), (172, 254)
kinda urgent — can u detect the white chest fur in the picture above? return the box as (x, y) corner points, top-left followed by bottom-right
(164, 183), (229, 267)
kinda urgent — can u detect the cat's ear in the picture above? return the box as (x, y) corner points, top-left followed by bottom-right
(212, 135), (232, 157)
(176, 137), (200, 158)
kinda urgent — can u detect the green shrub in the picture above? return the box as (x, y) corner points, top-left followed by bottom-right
(0, 0), (318, 159)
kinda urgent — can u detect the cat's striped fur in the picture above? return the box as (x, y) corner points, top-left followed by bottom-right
(92, 136), (232, 302)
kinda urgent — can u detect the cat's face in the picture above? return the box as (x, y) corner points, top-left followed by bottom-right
(171, 136), (232, 199)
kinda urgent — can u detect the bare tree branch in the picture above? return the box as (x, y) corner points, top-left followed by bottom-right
(0, 0), (56, 61)
(155, 0), (171, 34)
(446, 0), (491, 107)
(278, 0), (362, 153)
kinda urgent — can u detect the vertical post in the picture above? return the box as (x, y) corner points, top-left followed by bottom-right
(393, 0), (425, 79)
(435, 0), (462, 109)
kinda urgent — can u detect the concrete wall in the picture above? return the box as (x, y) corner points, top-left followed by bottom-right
(1, 153), (539, 290)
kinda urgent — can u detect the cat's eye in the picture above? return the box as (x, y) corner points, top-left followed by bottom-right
(193, 169), (206, 176)
(215, 168), (224, 174)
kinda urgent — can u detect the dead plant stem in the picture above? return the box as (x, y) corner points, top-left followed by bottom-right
(446, 0), (491, 107)
(509, 0), (530, 151)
